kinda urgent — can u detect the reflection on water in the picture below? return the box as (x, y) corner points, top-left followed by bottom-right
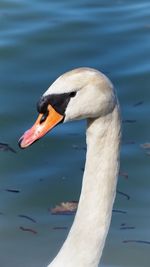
(0, 0), (150, 266)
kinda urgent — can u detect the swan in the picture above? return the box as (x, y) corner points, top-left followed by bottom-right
(19, 67), (121, 267)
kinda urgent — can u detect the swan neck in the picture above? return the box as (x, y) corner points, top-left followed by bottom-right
(48, 105), (121, 267)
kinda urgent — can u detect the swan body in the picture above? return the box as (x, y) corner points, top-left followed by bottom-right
(19, 68), (121, 267)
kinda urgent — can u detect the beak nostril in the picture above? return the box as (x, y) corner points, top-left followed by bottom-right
(40, 110), (49, 124)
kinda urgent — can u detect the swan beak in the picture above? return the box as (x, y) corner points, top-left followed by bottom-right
(18, 105), (63, 149)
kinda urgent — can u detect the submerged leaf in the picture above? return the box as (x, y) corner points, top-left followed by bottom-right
(53, 226), (68, 230)
(113, 209), (127, 214)
(19, 226), (37, 234)
(133, 101), (143, 107)
(51, 201), (78, 215)
(119, 171), (128, 179)
(18, 214), (37, 223)
(5, 189), (20, 193)
(141, 143), (150, 149)
(120, 225), (135, 230)
(0, 143), (16, 153)
(117, 190), (130, 200)
(123, 119), (137, 123)
(123, 240), (150, 245)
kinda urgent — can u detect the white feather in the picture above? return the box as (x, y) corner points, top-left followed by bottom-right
(44, 68), (121, 267)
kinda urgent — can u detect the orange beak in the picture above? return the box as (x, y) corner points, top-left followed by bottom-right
(19, 105), (63, 149)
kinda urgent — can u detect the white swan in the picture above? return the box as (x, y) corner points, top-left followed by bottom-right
(19, 67), (121, 267)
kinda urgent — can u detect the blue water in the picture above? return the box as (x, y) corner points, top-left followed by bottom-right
(0, 0), (150, 266)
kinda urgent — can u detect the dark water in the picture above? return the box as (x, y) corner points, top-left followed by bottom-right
(0, 0), (150, 266)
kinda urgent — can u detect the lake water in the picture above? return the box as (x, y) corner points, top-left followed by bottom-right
(0, 0), (150, 266)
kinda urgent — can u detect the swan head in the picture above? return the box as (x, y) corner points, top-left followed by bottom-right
(19, 67), (116, 148)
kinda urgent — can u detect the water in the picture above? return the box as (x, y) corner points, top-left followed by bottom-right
(0, 0), (150, 266)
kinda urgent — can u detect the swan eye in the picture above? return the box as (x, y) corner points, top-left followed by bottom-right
(69, 92), (76, 97)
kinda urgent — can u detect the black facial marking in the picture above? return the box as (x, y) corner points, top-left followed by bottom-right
(37, 91), (76, 117)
